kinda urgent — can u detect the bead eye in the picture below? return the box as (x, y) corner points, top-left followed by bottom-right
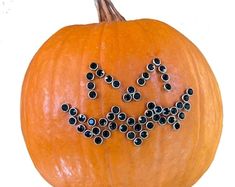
(167, 116), (176, 124)
(96, 69), (105, 78)
(138, 116), (147, 124)
(77, 124), (86, 133)
(112, 80), (121, 89)
(106, 112), (116, 121)
(161, 74), (169, 82)
(101, 130), (111, 139)
(94, 136), (103, 145)
(92, 126), (101, 135)
(111, 106), (121, 115)
(186, 88), (194, 96)
(118, 112), (127, 121)
(98, 118), (108, 127)
(164, 83), (172, 91)
(108, 122), (117, 131)
(86, 82), (95, 90)
(87, 118), (96, 126)
(86, 72), (95, 81)
(184, 103), (191, 111)
(133, 123), (142, 132)
(144, 109), (153, 118)
(133, 137), (143, 146)
(133, 92), (141, 101)
(178, 112), (185, 120)
(173, 122), (181, 130)
(84, 130), (93, 138)
(123, 93), (132, 102)
(146, 121), (155, 130)
(158, 65), (167, 73)
(146, 63), (155, 72)
(126, 117), (135, 126)
(68, 116), (77, 126)
(137, 77), (146, 86)
(78, 114), (87, 123)
(182, 94), (190, 102)
(69, 107), (78, 116)
(152, 58), (161, 66)
(88, 90), (97, 99)
(126, 131), (136, 140)
(142, 72), (150, 80)
(104, 75), (113, 84)
(127, 86), (136, 94)
(140, 130), (149, 139)
(159, 117), (167, 125)
(170, 107), (178, 115)
(119, 124), (128, 133)
(176, 101), (184, 109)
(89, 62), (98, 71)
(162, 108), (170, 116)
(152, 114), (160, 122)
(61, 103), (70, 112)
(147, 101), (156, 110)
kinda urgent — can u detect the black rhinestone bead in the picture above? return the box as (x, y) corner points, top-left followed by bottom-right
(119, 124), (128, 133)
(158, 65), (167, 74)
(104, 75), (113, 84)
(184, 103), (191, 111)
(133, 123), (142, 132)
(161, 74), (169, 82)
(84, 130), (93, 138)
(112, 80), (121, 89)
(96, 69), (105, 78)
(142, 72), (150, 80)
(86, 82), (95, 90)
(182, 94), (190, 102)
(78, 114), (87, 123)
(186, 88), (194, 96)
(164, 83), (172, 91)
(68, 116), (77, 125)
(61, 103), (70, 112)
(133, 137), (143, 146)
(77, 124), (86, 133)
(159, 117), (167, 125)
(106, 112), (115, 121)
(126, 131), (136, 140)
(98, 118), (108, 126)
(102, 130), (111, 139)
(94, 136), (103, 145)
(111, 106), (120, 115)
(170, 107), (178, 115)
(108, 122), (117, 131)
(140, 130), (149, 139)
(144, 109), (153, 118)
(69, 108), (78, 116)
(87, 118), (96, 126)
(152, 114), (160, 122)
(162, 108), (170, 116)
(133, 92), (141, 101)
(127, 86), (136, 94)
(167, 116), (176, 124)
(86, 72), (95, 81)
(137, 77), (146, 86)
(152, 58), (161, 66)
(178, 112), (185, 120)
(118, 112), (126, 121)
(147, 101), (156, 110)
(138, 116), (147, 124)
(123, 93), (132, 102)
(89, 62), (98, 71)
(173, 122), (181, 130)
(92, 126), (101, 135)
(176, 101), (184, 109)
(88, 90), (97, 99)
(126, 117), (135, 126)
(146, 63), (155, 72)
(146, 121), (155, 130)
(155, 105), (162, 114)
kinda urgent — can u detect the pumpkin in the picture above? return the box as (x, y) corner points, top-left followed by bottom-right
(21, 0), (223, 186)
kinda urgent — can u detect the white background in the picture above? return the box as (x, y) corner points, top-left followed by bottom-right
(0, 0), (234, 186)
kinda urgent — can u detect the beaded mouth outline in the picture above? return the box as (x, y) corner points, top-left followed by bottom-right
(61, 57), (194, 146)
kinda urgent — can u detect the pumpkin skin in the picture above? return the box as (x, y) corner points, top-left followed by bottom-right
(21, 19), (222, 187)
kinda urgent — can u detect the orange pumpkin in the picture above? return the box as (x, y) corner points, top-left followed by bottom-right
(21, 0), (223, 186)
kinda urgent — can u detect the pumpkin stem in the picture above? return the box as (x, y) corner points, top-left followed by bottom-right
(95, 0), (126, 22)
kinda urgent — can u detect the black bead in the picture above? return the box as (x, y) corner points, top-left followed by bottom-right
(147, 102), (156, 110)
(161, 74), (169, 82)
(133, 123), (142, 132)
(176, 101), (184, 109)
(152, 58), (161, 66)
(182, 94), (190, 102)
(138, 116), (147, 124)
(184, 103), (191, 111)
(178, 112), (185, 120)
(144, 109), (153, 118)
(94, 136), (103, 145)
(118, 112), (126, 121)
(69, 108), (78, 116)
(86, 72), (95, 81)
(140, 130), (149, 139)
(127, 86), (136, 94)
(86, 82), (95, 90)
(164, 83), (172, 91)
(173, 122), (181, 130)
(159, 117), (167, 125)
(133, 137), (143, 146)
(102, 130), (111, 139)
(146, 63), (155, 72)
(133, 92), (141, 101)
(137, 77), (146, 86)
(106, 112), (115, 121)
(108, 122), (117, 131)
(84, 130), (93, 138)
(112, 80), (121, 89)
(186, 88), (194, 96)
(126, 131), (136, 140)
(87, 118), (96, 126)
(119, 124), (128, 133)
(123, 93), (132, 102)
(126, 117), (135, 126)
(104, 75), (113, 84)
(68, 116), (77, 125)
(88, 90), (97, 99)
(77, 124), (86, 133)
(61, 103), (70, 112)
(111, 106), (120, 115)
(78, 114), (87, 123)
(142, 72), (150, 80)
(154, 105), (162, 114)
(167, 116), (176, 124)
(98, 118), (108, 126)
(158, 65), (167, 73)
(92, 127), (101, 135)
(89, 62), (98, 71)
(152, 114), (160, 122)
(146, 121), (155, 130)
(162, 108), (170, 116)
(96, 69), (105, 78)
(170, 107), (178, 115)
